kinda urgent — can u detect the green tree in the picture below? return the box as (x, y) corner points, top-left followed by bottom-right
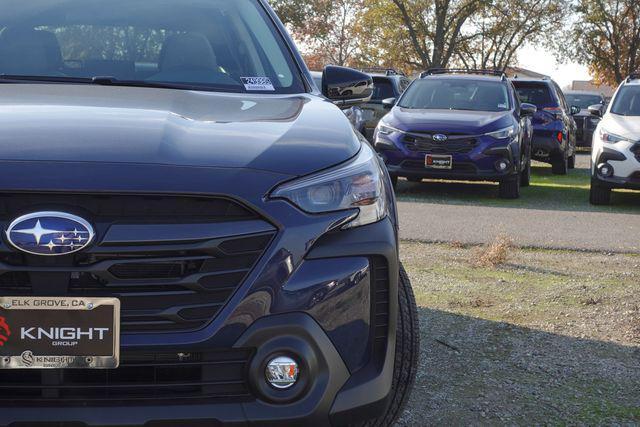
(571, 0), (640, 85)
(456, 0), (568, 71)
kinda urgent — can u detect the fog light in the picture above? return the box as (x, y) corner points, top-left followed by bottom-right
(265, 356), (299, 389)
(598, 163), (614, 178)
(495, 159), (510, 172)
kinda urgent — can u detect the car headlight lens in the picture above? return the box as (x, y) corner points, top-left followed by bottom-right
(485, 125), (516, 140)
(599, 128), (628, 144)
(378, 124), (404, 136)
(271, 144), (387, 229)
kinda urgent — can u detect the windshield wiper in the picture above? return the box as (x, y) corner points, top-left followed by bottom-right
(0, 74), (242, 93)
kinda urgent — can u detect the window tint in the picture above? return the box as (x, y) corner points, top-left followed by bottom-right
(0, 0), (305, 94)
(566, 94), (604, 109)
(398, 78), (510, 112)
(372, 77), (395, 100)
(513, 83), (558, 109)
(611, 85), (640, 116)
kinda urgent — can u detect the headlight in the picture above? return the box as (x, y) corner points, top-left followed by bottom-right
(271, 144), (388, 229)
(599, 128), (628, 144)
(485, 125), (516, 140)
(378, 123), (405, 136)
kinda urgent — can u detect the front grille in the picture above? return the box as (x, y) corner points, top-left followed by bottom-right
(0, 193), (275, 334)
(401, 160), (477, 174)
(403, 133), (477, 154)
(0, 349), (253, 405)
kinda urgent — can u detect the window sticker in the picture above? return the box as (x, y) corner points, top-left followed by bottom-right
(241, 77), (275, 91)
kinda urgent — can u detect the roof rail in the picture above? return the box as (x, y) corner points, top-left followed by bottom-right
(420, 68), (507, 81)
(627, 72), (640, 82)
(360, 68), (405, 77)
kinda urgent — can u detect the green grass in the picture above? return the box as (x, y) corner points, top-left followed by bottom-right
(395, 155), (640, 213)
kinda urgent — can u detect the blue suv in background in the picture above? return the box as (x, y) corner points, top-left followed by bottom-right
(374, 69), (536, 199)
(512, 78), (579, 174)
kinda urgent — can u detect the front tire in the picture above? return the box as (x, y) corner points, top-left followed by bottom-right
(362, 265), (419, 427)
(590, 177), (611, 205)
(499, 175), (521, 199)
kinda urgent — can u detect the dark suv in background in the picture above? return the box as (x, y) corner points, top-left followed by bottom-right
(565, 91), (606, 148)
(512, 78), (579, 174)
(374, 69), (536, 199)
(0, 0), (419, 425)
(360, 69), (412, 141)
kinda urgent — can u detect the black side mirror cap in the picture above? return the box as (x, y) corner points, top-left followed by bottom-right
(382, 97), (397, 110)
(322, 65), (373, 107)
(588, 104), (604, 118)
(520, 102), (537, 117)
(570, 105), (582, 115)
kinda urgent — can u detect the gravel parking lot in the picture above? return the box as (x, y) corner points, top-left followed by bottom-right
(398, 242), (640, 425)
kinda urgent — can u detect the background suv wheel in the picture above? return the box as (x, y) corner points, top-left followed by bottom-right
(552, 153), (568, 175)
(590, 177), (611, 205)
(499, 175), (521, 199)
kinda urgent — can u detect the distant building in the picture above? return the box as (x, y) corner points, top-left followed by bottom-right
(505, 66), (547, 79)
(570, 80), (616, 100)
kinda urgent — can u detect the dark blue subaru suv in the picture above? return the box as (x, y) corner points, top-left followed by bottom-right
(374, 69), (536, 198)
(0, 0), (418, 426)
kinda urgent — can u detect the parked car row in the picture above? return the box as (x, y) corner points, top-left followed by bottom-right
(315, 67), (639, 204)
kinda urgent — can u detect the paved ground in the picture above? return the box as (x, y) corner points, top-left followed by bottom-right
(396, 155), (640, 252)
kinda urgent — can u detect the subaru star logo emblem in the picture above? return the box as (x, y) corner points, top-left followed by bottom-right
(6, 212), (95, 256)
(433, 134), (448, 142)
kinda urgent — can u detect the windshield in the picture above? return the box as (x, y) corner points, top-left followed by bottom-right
(611, 86), (640, 116)
(566, 94), (603, 109)
(0, 0), (305, 93)
(398, 79), (510, 112)
(513, 82), (558, 109)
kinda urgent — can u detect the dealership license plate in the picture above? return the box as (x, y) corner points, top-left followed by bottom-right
(0, 297), (120, 369)
(425, 154), (453, 170)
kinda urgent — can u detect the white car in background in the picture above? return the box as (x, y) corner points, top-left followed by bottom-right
(589, 73), (640, 205)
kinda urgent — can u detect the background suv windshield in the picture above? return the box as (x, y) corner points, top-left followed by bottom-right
(0, 0), (305, 93)
(566, 94), (603, 109)
(611, 86), (640, 116)
(398, 79), (510, 112)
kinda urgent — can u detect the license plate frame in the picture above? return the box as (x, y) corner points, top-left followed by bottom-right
(0, 296), (120, 369)
(425, 154), (453, 170)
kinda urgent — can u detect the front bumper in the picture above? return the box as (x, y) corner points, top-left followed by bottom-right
(377, 133), (520, 182)
(592, 142), (640, 190)
(0, 186), (400, 427)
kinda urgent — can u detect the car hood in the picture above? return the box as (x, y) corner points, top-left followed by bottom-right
(0, 84), (359, 177)
(387, 108), (512, 134)
(601, 114), (640, 140)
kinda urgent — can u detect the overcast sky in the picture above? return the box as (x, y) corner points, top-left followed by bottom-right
(518, 44), (592, 89)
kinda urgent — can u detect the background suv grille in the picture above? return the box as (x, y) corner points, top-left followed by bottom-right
(403, 133), (477, 154)
(0, 193), (276, 334)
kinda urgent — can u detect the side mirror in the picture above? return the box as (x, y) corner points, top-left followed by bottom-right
(588, 104), (604, 118)
(570, 105), (581, 115)
(382, 97), (397, 110)
(322, 65), (373, 107)
(520, 102), (537, 117)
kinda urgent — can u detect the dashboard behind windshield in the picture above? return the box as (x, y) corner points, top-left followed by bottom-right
(0, 0), (305, 93)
